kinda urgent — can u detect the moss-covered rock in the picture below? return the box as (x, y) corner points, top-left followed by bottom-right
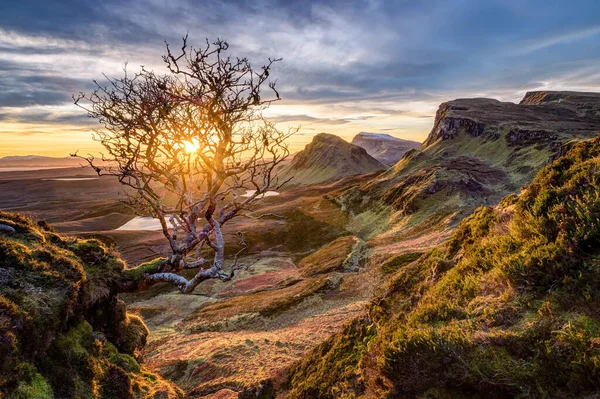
(0, 211), (182, 398)
(114, 314), (149, 358)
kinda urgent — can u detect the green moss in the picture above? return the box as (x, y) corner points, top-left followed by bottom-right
(10, 372), (53, 399)
(109, 352), (142, 374)
(445, 206), (496, 258)
(285, 316), (377, 399)
(114, 314), (149, 357)
(42, 321), (97, 398)
(122, 257), (166, 283)
(100, 363), (134, 399)
(380, 252), (423, 275)
(0, 212), (183, 398)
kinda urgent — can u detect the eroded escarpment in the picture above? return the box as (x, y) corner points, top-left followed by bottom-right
(340, 92), (600, 242)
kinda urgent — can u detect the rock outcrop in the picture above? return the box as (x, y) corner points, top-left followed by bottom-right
(278, 133), (386, 186)
(423, 96), (600, 148)
(520, 90), (600, 108)
(351, 132), (421, 166)
(0, 211), (182, 398)
(340, 91), (600, 237)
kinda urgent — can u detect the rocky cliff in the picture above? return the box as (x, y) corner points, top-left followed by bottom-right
(341, 91), (600, 239)
(278, 133), (386, 186)
(423, 95), (600, 148)
(520, 90), (600, 108)
(351, 132), (421, 166)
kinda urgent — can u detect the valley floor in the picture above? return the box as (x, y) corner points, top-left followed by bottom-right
(0, 167), (448, 397)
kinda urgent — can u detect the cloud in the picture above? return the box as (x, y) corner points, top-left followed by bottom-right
(269, 113), (378, 125)
(511, 26), (600, 56)
(1, 0), (600, 155)
(0, 108), (93, 125)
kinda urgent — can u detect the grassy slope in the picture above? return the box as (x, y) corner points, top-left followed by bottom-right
(0, 212), (182, 398)
(282, 135), (600, 398)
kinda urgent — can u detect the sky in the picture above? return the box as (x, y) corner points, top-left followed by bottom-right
(1, 0), (600, 157)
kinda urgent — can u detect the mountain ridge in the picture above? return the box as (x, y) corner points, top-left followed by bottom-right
(339, 91), (600, 244)
(277, 133), (386, 186)
(0, 155), (82, 168)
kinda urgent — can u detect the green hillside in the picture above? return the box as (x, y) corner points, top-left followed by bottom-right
(0, 212), (182, 398)
(281, 134), (600, 398)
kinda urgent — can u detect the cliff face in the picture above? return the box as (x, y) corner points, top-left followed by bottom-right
(0, 212), (182, 398)
(351, 132), (421, 166)
(520, 90), (600, 108)
(278, 133), (386, 186)
(341, 92), (600, 239)
(423, 96), (600, 148)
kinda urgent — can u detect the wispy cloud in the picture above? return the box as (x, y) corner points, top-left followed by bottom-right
(1, 0), (600, 156)
(510, 26), (600, 56)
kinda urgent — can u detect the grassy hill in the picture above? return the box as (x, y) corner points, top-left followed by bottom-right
(280, 134), (600, 398)
(0, 212), (182, 398)
(278, 133), (386, 186)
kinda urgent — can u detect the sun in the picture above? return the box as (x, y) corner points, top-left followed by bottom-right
(183, 140), (199, 153)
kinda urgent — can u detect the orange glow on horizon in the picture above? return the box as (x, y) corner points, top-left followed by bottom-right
(0, 117), (431, 159)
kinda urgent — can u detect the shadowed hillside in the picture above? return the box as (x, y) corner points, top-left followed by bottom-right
(281, 134), (600, 398)
(278, 133), (386, 186)
(0, 212), (182, 398)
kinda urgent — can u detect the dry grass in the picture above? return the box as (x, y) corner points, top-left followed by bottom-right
(297, 236), (358, 277)
(145, 301), (366, 397)
(182, 277), (331, 332)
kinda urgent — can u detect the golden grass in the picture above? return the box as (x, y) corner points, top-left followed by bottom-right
(297, 236), (358, 277)
(182, 277), (330, 332)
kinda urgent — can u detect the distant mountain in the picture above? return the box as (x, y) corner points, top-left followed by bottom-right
(0, 155), (82, 168)
(277, 133), (386, 186)
(351, 132), (421, 166)
(339, 91), (600, 240)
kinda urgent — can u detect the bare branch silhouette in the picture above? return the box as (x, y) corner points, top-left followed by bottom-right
(73, 36), (293, 294)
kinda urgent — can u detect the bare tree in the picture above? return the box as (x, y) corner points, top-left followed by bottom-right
(73, 36), (293, 294)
